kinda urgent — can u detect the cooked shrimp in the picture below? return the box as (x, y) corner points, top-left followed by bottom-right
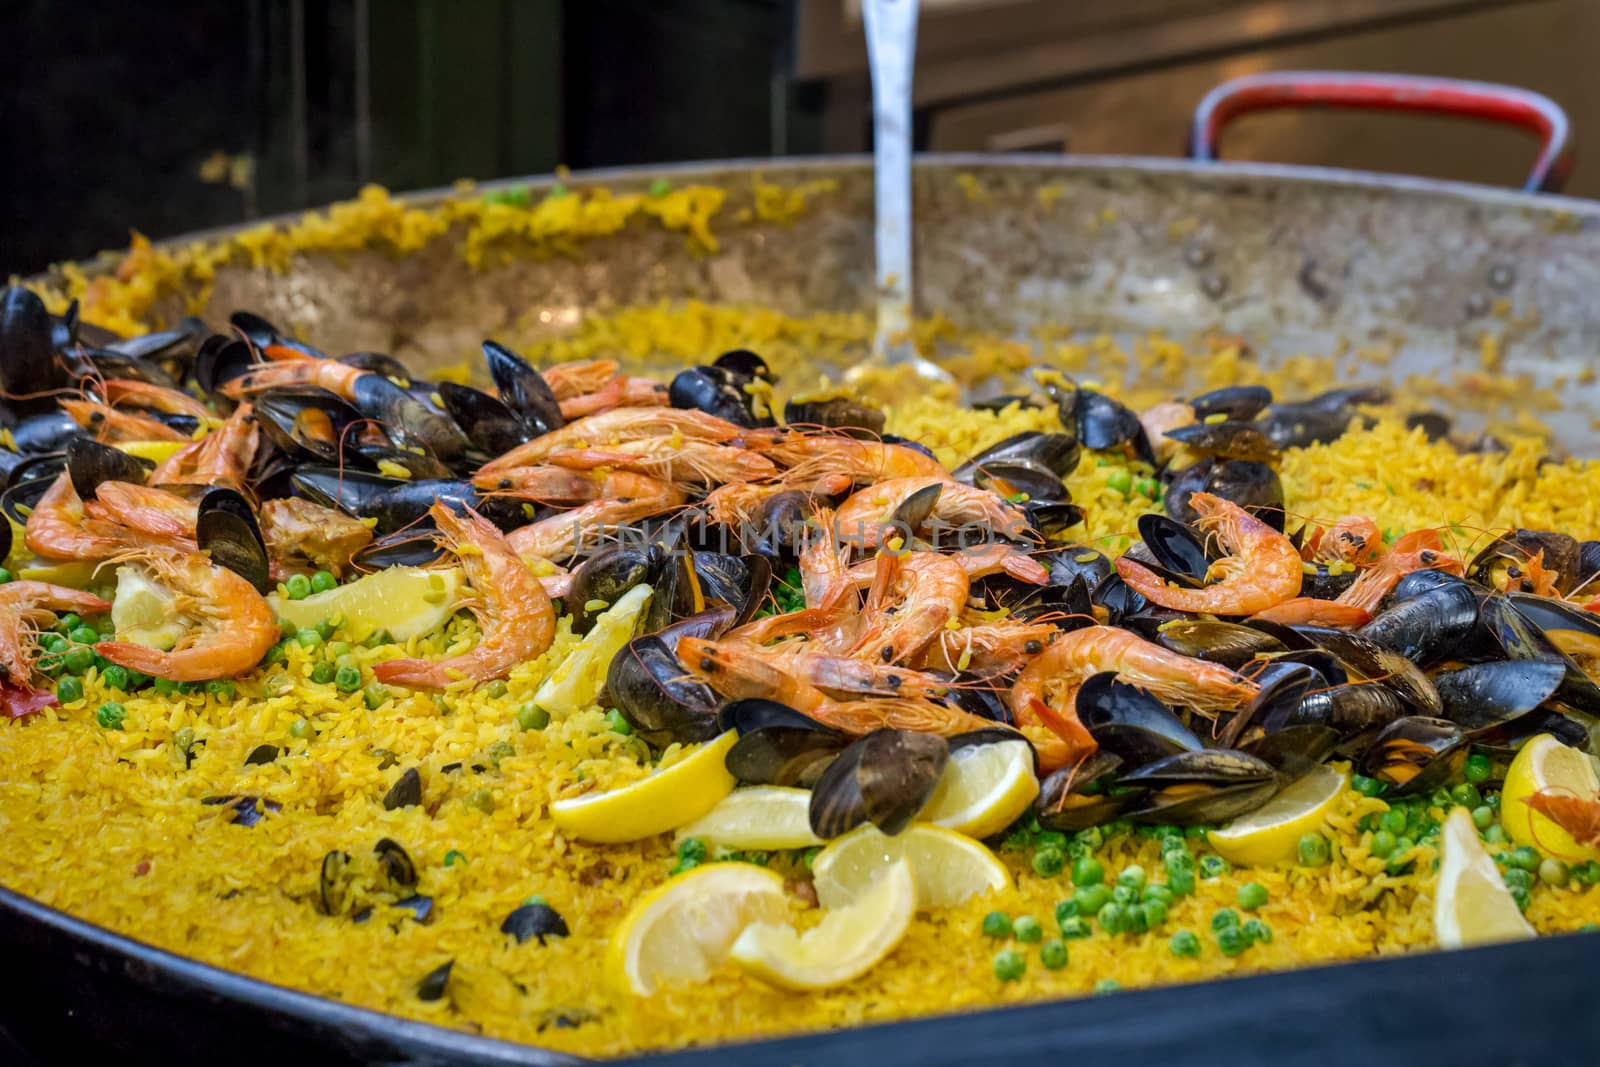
(834, 477), (1029, 549)
(1309, 516), (1384, 566)
(915, 618), (1059, 676)
(259, 497), (373, 575)
(150, 402), (258, 488)
(557, 376), (668, 420)
(101, 379), (215, 423)
(24, 473), (138, 561)
(1010, 625), (1259, 765)
(1139, 401), (1195, 467)
(542, 360), (620, 399)
(759, 643), (953, 699)
(60, 399), (187, 442)
(1249, 597), (1372, 629)
(222, 356), (365, 399)
(848, 551), (971, 664)
(1116, 492), (1302, 615)
(94, 549), (278, 681)
(479, 408), (747, 474)
(844, 541), (1048, 587)
(84, 482), (199, 550)
(543, 439), (777, 487)
(0, 582), (112, 688)
(676, 635), (831, 712)
(505, 473), (686, 563)
(1335, 529), (1464, 614)
(372, 504), (555, 688)
(804, 695), (1077, 773)
(761, 431), (950, 485)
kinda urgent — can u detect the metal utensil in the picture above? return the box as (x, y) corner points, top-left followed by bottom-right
(858, 0), (951, 386)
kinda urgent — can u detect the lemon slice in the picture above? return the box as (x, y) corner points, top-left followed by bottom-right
(534, 583), (651, 714)
(1435, 807), (1536, 949)
(111, 565), (187, 650)
(268, 566), (463, 642)
(551, 730), (738, 843)
(677, 786), (824, 851)
(606, 862), (789, 995)
(811, 823), (1009, 910)
(1502, 733), (1600, 863)
(115, 440), (189, 463)
(731, 860), (915, 991)
(1206, 763), (1348, 866)
(16, 559), (102, 588)
(918, 739), (1039, 839)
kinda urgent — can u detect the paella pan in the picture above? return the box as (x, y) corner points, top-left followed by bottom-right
(5, 79), (1600, 1063)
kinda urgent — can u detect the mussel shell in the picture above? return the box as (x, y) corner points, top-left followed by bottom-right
(1240, 724), (1342, 777)
(340, 350), (413, 380)
(1225, 662), (1322, 744)
(1037, 750), (1126, 831)
(1076, 672), (1202, 768)
(567, 546), (663, 635)
(4, 465), (66, 526)
(783, 396), (885, 438)
(0, 287), (67, 415)
(196, 488), (272, 593)
(67, 349), (183, 391)
(1357, 580), (1481, 667)
(10, 411), (82, 455)
(1468, 529), (1581, 595)
(1040, 545), (1111, 589)
(438, 382), (530, 456)
(1119, 749), (1279, 825)
(1022, 500), (1086, 542)
(1076, 390), (1155, 465)
(1504, 592), (1600, 658)
(482, 340), (564, 438)
(957, 431), (1082, 479)
(1189, 385), (1272, 422)
(695, 553), (772, 627)
(1205, 460), (1285, 531)
(291, 467), (524, 534)
(66, 437), (151, 501)
(1299, 560), (1360, 601)
(957, 459), (1068, 503)
(747, 489), (813, 559)
(1434, 659), (1566, 733)
(1163, 421), (1277, 463)
(809, 729), (949, 839)
(1356, 716), (1467, 795)
(722, 699), (850, 787)
(1579, 541), (1600, 584)
(500, 902), (569, 945)
(1259, 386), (1388, 449)
(374, 837), (418, 887)
(383, 768), (422, 810)
(712, 349), (772, 383)
(606, 635), (720, 747)
(1156, 619), (1285, 669)
(354, 531), (445, 569)
(1405, 411), (1452, 442)
(1137, 513), (1211, 583)
(669, 366), (766, 428)
(1480, 594), (1600, 715)
(346, 373), (471, 466)
(1163, 461), (1215, 525)
(318, 850), (353, 916)
(193, 337), (258, 409)
(255, 387), (363, 465)
(1298, 681), (1409, 736)
(1291, 627), (1442, 715)
(1090, 572), (1148, 624)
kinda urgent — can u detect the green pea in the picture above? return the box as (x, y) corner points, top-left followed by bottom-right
(261, 642), (286, 667)
(310, 662), (335, 685)
(1093, 979), (1121, 994)
(1057, 916), (1091, 940)
(1032, 846), (1066, 878)
(1117, 864), (1147, 891)
(992, 949), (1025, 982)
(1463, 752), (1492, 784)
(1297, 833), (1330, 866)
(96, 618), (115, 636)
(1167, 868), (1197, 897)
(1571, 861), (1600, 886)
(1124, 904), (1149, 936)
(310, 570), (337, 594)
(39, 632), (66, 653)
(647, 177), (673, 198)
(1212, 908), (1241, 933)
(335, 666), (362, 693)
(55, 676), (83, 704)
(285, 574), (312, 600)
(1242, 918), (1272, 944)
(1036, 830), (1067, 851)
(1484, 823), (1508, 844)
(1039, 939), (1068, 970)
(677, 837), (707, 863)
(288, 718), (312, 739)
(465, 788), (495, 814)
(315, 619), (337, 640)
(1351, 774), (1386, 797)
(207, 680), (235, 701)
(1072, 857), (1104, 886)
(482, 679), (509, 698)
(444, 849), (466, 867)
(1141, 899), (1169, 929)
(1164, 849), (1196, 873)
(1370, 830), (1397, 859)
(605, 709), (633, 735)
(802, 846), (821, 871)
(55, 614), (80, 635)
(63, 647), (94, 674)
(517, 702), (550, 730)
(1111, 885), (1139, 907)
(363, 683), (389, 710)
(982, 911), (1013, 939)
(1506, 846), (1542, 871)
(1169, 929), (1201, 958)
(1096, 901), (1126, 934)
(1013, 916), (1043, 943)
(1199, 854), (1229, 879)
(0, 567), (13, 584)
(95, 701), (126, 729)
(1379, 808), (1408, 835)
(1237, 882), (1268, 911)
(1217, 926), (1249, 957)
(745, 850), (770, 867)
(1054, 898), (1077, 921)
(1580, 923), (1600, 933)
(1501, 866), (1534, 891)
(1106, 468), (1133, 496)
(1451, 782), (1483, 808)
(1073, 884), (1111, 916)
(296, 627), (322, 649)
(1076, 826), (1105, 851)
(1143, 884), (1174, 906)
(152, 677), (179, 696)
(1540, 858), (1570, 888)
(362, 628), (392, 648)
(670, 857), (700, 876)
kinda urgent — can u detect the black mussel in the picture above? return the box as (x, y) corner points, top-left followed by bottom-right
(721, 699), (850, 787)
(64, 348), (183, 391)
(1041, 545), (1112, 589)
(881, 434), (938, 461)
(109, 317), (207, 381)
(244, 744), (279, 765)
(892, 482), (943, 531)
(344, 372), (471, 466)
(1023, 501), (1086, 543)
(318, 849), (353, 917)
(1579, 541), (1600, 584)
(1163, 460), (1215, 525)
(255, 387), (364, 465)
(695, 553), (772, 627)
(944, 685), (1015, 726)
(482, 340), (564, 438)
(197, 488), (271, 593)
(438, 382), (530, 456)
(972, 393), (1049, 414)
(607, 635), (720, 747)
(194, 336), (257, 409)
(1163, 421), (1277, 464)
(1037, 750), (1127, 831)
(66, 436), (150, 501)
(384, 768), (422, 810)
(654, 606), (738, 649)
(0, 464), (59, 527)
(567, 546), (663, 635)
(501, 902), (569, 945)
(0, 287), (68, 415)
(1026, 366), (1079, 422)
(354, 531), (445, 569)
(1075, 672), (1202, 769)
(1157, 619), (1285, 669)
(50, 299), (85, 349)
(1301, 681), (1410, 737)
(1390, 568), (1470, 604)
(1299, 560), (1360, 601)
(784, 395), (885, 438)
(1271, 649), (1350, 686)
(340, 350), (413, 380)
(809, 729), (948, 838)
(1240, 724), (1342, 776)
(748, 489), (812, 559)
(1405, 411), (1451, 442)
(1291, 626), (1442, 715)
(1357, 716), (1467, 795)
(1009, 575), (1095, 632)
(1138, 513), (1211, 584)
(347, 440), (454, 481)
(1480, 594), (1600, 715)
(1075, 390), (1156, 466)
(1435, 659), (1566, 733)
(374, 838), (418, 887)
(230, 311), (314, 356)
(416, 961), (452, 1002)
(1120, 749), (1279, 825)
(669, 365), (768, 428)
(291, 468), (524, 534)
(1505, 592), (1600, 661)
(960, 460), (1069, 504)
(643, 549), (702, 635)
(1357, 580), (1480, 668)
(1221, 661), (1320, 745)
(201, 795), (279, 827)
(1469, 529), (1581, 595)
(712, 348), (772, 382)
(1470, 707), (1589, 758)
(1207, 460), (1285, 530)
(956, 431), (1081, 480)
(1259, 385), (1388, 449)
(11, 411), (81, 455)
(1189, 385), (1272, 422)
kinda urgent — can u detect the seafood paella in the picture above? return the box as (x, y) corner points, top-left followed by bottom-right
(5, 181), (1600, 1059)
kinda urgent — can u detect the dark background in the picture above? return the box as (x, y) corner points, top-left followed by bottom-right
(5, 0), (1600, 276)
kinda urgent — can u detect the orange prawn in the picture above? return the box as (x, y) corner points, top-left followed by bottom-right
(0, 581), (113, 691)
(1116, 492), (1302, 615)
(1307, 516), (1385, 566)
(60, 399), (187, 442)
(1249, 597), (1372, 629)
(1335, 529), (1464, 614)
(24, 473), (140, 561)
(834, 477), (1030, 549)
(478, 408), (747, 474)
(761, 431), (951, 485)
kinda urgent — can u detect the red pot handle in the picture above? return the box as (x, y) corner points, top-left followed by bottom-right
(1189, 71), (1574, 194)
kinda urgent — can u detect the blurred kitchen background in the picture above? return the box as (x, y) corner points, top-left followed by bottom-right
(5, 0), (1599, 275)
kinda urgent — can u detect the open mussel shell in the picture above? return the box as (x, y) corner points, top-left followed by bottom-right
(255, 387), (363, 465)
(318, 849), (353, 917)
(1037, 750), (1126, 832)
(1468, 528), (1581, 595)
(1301, 681), (1409, 738)
(1163, 420), (1277, 464)
(1291, 626), (1442, 715)
(1075, 672), (1202, 769)
(339, 350), (413, 381)
(1239, 724), (1342, 777)
(0, 287), (68, 414)
(196, 488), (272, 593)
(67, 436), (152, 501)
(963, 431), (1082, 479)
(809, 729), (949, 839)
(1393, 565), (1478, 606)
(0, 458), (63, 526)
(11, 411), (82, 456)
(694, 552), (772, 628)
(1189, 385), (1272, 422)
(956, 459), (1067, 504)
(1224, 661), (1321, 745)
(1022, 500), (1086, 543)
(1137, 513), (1211, 584)
(1040, 545), (1111, 589)
(1357, 579), (1480, 668)
(354, 530), (445, 569)
(483, 340), (564, 438)
(438, 381), (530, 456)
(1075, 390), (1156, 466)
(1480, 594), (1600, 715)
(1118, 749), (1279, 826)
(1298, 560), (1361, 601)
(1435, 658), (1566, 734)
(605, 635), (720, 748)
(292, 467), (524, 535)
(712, 349), (772, 383)
(1157, 619), (1285, 669)
(721, 699), (850, 787)
(566, 545), (663, 635)
(747, 489), (813, 559)
(194, 337), (259, 409)
(669, 365), (766, 428)
(783, 395), (885, 438)
(1504, 592), (1600, 661)
(1356, 716), (1467, 795)
(1259, 385), (1388, 449)
(344, 372), (470, 467)
(942, 683), (1016, 726)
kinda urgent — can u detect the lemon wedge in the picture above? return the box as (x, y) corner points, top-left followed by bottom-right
(1207, 763), (1348, 866)
(115, 440), (189, 463)
(268, 566), (463, 642)
(534, 583), (651, 714)
(16, 559), (102, 588)
(918, 739), (1039, 839)
(111, 565), (187, 650)
(1501, 733), (1600, 863)
(731, 860), (915, 990)
(811, 823), (1009, 910)
(1435, 807), (1537, 949)
(606, 862), (789, 995)
(677, 786), (823, 851)
(551, 730), (738, 843)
